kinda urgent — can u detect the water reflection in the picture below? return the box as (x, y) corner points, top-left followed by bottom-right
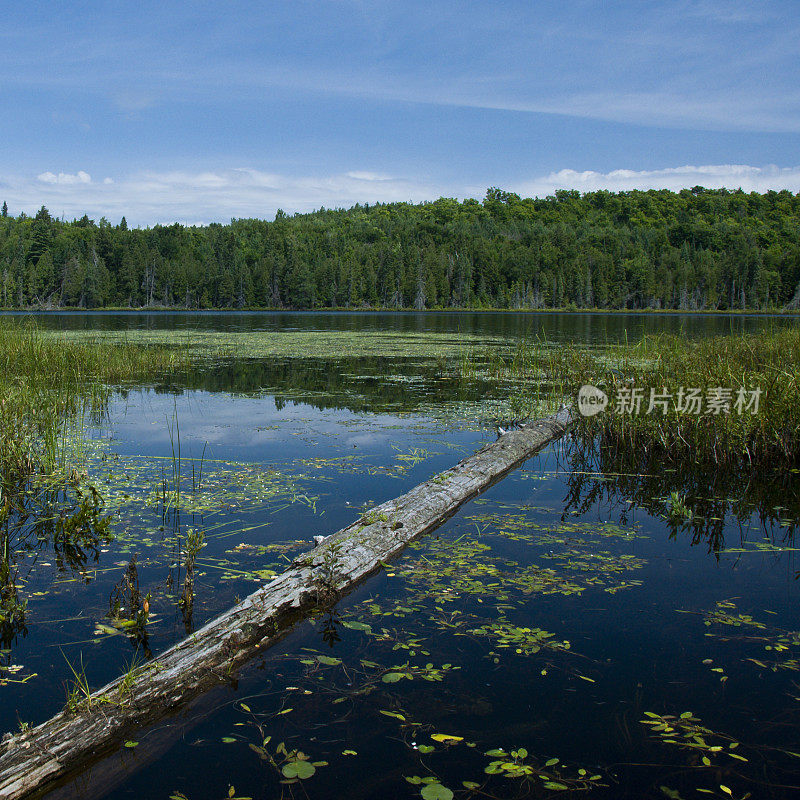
(3, 309), (791, 343)
(563, 436), (800, 553)
(0, 311), (797, 799)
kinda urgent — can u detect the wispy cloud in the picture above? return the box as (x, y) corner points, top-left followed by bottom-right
(1, 167), (448, 226)
(514, 164), (800, 196)
(2, 164), (798, 227)
(1, 2), (798, 133)
(37, 170), (92, 185)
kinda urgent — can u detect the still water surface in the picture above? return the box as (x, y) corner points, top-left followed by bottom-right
(12, 309), (794, 341)
(2, 312), (798, 800)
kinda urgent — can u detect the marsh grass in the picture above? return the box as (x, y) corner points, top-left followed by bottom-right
(464, 328), (800, 468)
(0, 319), (191, 503)
(578, 329), (800, 468)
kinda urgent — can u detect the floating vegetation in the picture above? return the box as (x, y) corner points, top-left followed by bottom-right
(718, 541), (800, 555)
(95, 452), (317, 521)
(296, 446), (438, 480)
(404, 775), (455, 800)
(387, 513), (647, 606)
(248, 736), (327, 784)
(702, 601), (767, 630)
(205, 698), (332, 798)
(404, 747), (604, 800)
(465, 512), (643, 542)
(481, 747), (603, 791)
(467, 621), (571, 657)
(0, 660), (35, 687)
(57, 328), (510, 363)
(640, 711), (749, 768)
(696, 600), (800, 675)
(209, 603), (602, 799)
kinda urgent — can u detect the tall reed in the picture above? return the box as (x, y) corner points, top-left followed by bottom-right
(0, 319), (191, 503)
(575, 329), (800, 467)
(462, 328), (800, 468)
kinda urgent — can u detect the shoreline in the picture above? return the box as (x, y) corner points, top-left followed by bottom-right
(1, 306), (798, 317)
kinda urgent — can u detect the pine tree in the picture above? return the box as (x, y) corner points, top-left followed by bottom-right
(29, 206), (54, 264)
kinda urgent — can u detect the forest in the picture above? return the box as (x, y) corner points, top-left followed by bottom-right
(0, 186), (799, 311)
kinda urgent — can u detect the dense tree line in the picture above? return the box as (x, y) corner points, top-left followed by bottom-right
(1, 187), (799, 311)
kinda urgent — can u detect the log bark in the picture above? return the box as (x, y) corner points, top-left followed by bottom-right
(0, 407), (573, 799)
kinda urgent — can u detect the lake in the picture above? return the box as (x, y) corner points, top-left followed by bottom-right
(1, 311), (798, 800)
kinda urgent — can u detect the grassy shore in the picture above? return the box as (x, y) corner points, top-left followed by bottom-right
(2, 305), (799, 315)
(3, 319), (796, 511)
(0, 321), (190, 504)
(480, 328), (800, 468)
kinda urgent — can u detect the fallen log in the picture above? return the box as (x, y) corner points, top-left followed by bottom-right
(0, 407), (573, 799)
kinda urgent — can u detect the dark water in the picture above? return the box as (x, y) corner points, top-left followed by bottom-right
(4, 308), (795, 343)
(1, 312), (799, 800)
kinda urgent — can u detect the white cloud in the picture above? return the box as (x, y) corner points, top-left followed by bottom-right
(1, 167), (445, 225)
(514, 164), (800, 197)
(2, 163), (798, 227)
(346, 171), (394, 182)
(36, 170), (92, 185)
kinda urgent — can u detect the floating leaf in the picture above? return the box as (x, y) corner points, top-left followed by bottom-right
(342, 621), (372, 632)
(420, 783), (454, 800)
(282, 761), (316, 780)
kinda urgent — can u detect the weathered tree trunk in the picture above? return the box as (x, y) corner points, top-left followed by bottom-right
(0, 408), (573, 799)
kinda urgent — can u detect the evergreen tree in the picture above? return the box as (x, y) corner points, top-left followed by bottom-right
(0, 188), (797, 310)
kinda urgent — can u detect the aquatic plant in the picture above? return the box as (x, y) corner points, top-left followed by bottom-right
(575, 329), (800, 468)
(666, 491), (693, 522)
(457, 328), (800, 467)
(640, 711), (748, 768)
(0, 319), (191, 505)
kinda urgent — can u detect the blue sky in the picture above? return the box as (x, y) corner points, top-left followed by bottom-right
(1, 0), (798, 225)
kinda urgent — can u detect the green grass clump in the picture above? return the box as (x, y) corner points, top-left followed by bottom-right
(0, 320), (190, 388)
(0, 320), (191, 501)
(577, 329), (800, 467)
(464, 329), (800, 468)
